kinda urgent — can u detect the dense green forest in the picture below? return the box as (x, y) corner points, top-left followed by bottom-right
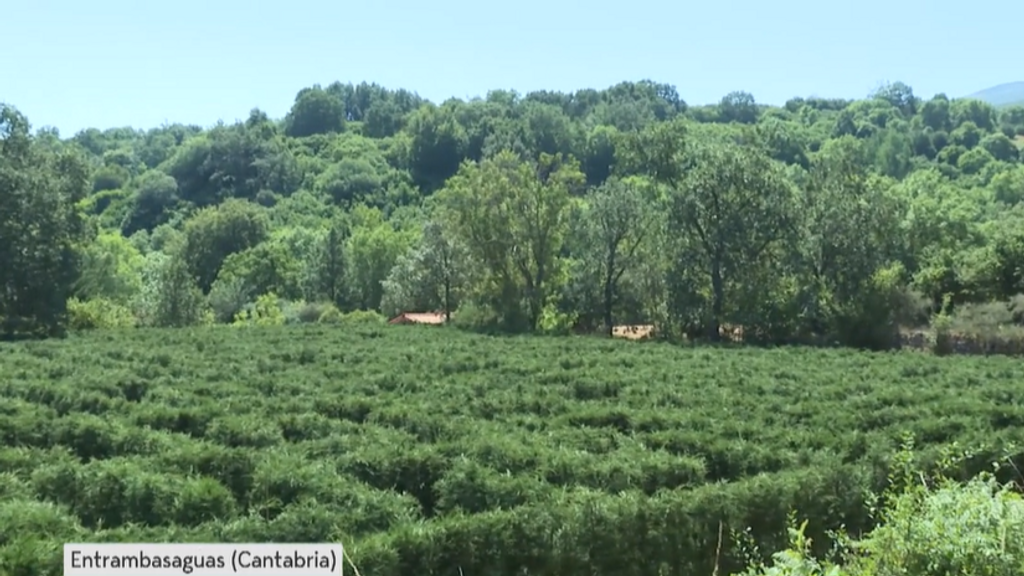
(3, 80), (1024, 347)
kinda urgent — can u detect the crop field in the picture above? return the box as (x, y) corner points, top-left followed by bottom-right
(3, 324), (1024, 575)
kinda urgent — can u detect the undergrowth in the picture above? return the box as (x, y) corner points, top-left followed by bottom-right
(738, 436), (1024, 576)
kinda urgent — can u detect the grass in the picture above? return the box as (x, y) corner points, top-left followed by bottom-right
(3, 324), (1024, 575)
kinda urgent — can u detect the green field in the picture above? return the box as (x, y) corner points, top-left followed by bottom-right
(3, 323), (1024, 575)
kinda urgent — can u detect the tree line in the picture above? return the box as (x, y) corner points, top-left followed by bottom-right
(2, 80), (1023, 347)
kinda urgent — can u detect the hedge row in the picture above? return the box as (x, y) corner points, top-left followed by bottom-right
(3, 325), (1024, 575)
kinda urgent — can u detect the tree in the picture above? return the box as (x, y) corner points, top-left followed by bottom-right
(306, 217), (348, 307)
(135, 251), (208, 328)
(669, 138), (796, 340)
(179, 199), (270, 293)
(345, 207), (413, 311)
(579, 178), (658, 335)
(798, 137), (906, 345)
(920, 94), (951, 131)
(284, 86), (346, 138)
(438, 151), (581, 330)
(75, 232), (145, 304)
(381, 219), (470, 320)
(620, 122), (797, 339)
(121, 170), (179, 235)
(718, 91), (759, 124)
(0, 104), (90, 338)
(216, 237), (303, 302)
(979, 133), (1019, 163)
(871, 81), (919, 117)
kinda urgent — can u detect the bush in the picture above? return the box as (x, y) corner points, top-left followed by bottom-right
(207, 277), (251, 323)
(928, 296), (1024, 356)
(7, 326), (1024, 575)
(450, 301), (499, 330)
(66, 298), (136, 330)
(1010, 294), (1024, 324)
(741, 442), (1024, 576)
(232, 293), (285, 326)
(317, 305), (344, 324)
(340, 310), (387, 325)
(283, 301), (333, 324)
(930, 309), (954, 356)
(951, 300), (1017, 331)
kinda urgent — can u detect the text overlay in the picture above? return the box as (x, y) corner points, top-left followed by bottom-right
(63, 543), (344, 576)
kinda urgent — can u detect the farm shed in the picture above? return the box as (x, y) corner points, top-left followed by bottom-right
(612, 324), (654, 340)
(388, 312), (448, 325)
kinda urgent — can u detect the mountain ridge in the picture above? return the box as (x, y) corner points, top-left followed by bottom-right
(968, 81), (1024, 108)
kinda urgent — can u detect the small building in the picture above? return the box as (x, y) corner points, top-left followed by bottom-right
(612, 324), (655, 340)
(388, 312), (448, 325)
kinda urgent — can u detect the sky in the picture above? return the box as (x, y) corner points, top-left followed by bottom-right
(2, 0), (1021, 136)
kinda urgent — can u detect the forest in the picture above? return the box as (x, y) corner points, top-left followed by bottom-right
(2, 79), (1024, 347)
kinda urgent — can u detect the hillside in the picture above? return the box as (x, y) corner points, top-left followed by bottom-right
(2, 79), (1024, 350)
(969, 81), (1024, 108)
(5, 78), (1024, 576)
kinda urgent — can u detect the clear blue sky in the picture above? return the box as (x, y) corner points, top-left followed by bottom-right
(2, 0), (1020, 136)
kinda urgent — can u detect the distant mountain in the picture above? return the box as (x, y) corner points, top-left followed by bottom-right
(968, 82), (1024, 108)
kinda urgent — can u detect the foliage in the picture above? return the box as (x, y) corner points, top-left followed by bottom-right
(3, 327), (1024, 575)
(232, 293), (285, 326)
(5, 78), (1024, 346)
(1, 104), (90, 339)
(66, 298), (137, 330)
(741, 440), (1024, 576)
(8, 77), (1024, 576)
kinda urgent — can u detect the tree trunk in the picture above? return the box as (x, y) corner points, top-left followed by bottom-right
(443, 277), (451, 322)
(604, 251), (616, 337)
(710, 257), (723, 342)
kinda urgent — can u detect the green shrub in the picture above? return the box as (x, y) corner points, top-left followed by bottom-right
(232, 292), (285, 326)
(0, 500), (82, 546)
(66, 298), (136, 330)
(852, 475), (1024, 576)
(283, 301), (333, 324)
(0, 474), (32, 500)
(5, 326), (1024, 575)
(0, 536), (64, 576)
(740, 441), (1024, 576)
(341, 309), (387, 324)
(317, 304), (344, 323)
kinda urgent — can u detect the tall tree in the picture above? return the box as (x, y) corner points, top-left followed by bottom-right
(438, 151), (581, 329)
(140, 252), (208, 328)
(381, 219), (470, 320)
(798, 136), (906, 344)
(672, 140), (796, 339)
(345, 207), (413, 311)
(310, 218), (348, 308)
(179, 199), (270, 293)
(580, 178), (658, 335)
(0, 104), (90, 338)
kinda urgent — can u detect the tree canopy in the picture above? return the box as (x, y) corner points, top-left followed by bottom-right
(3, 79), (1024, 346)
